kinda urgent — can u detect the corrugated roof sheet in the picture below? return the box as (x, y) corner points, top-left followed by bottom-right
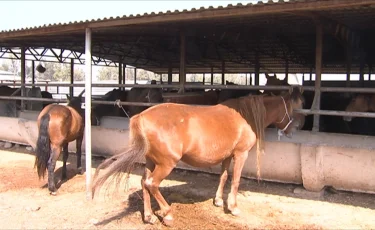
(0, 0), (294, 33)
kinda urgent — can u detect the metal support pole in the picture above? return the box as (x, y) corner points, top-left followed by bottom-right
(168, 64), (172, 85)
(346, 45), (352, 87)
(122, 64), (126, 91)
(369, 65), (372, 81)
(359, 49), (365, 87)
(84, 28), (92, 200)
(285, 59), (289, 83)
(118, 58), (122, 90)
(21, 47), (26, 110)
(312, 23), (323, 132)
(179, 30), (186, 93)
(255, 52), (260, 86)
(134, 68), (137, 85)
(32, 60), (35, 87)
(211, 66), (214, 85)
(70, 58), (74, 97)
(221, 61), (225, 85)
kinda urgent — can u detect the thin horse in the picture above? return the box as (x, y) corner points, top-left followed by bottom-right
(92, 87), (304, 226)
(34, 90), (85, 195)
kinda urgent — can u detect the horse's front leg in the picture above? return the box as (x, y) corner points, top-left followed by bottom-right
(48, 145), (61, 195)
(61, 143), (69, 181)
(227, 150), (248, 216)
(214, 157), (232, 207)
(76, 135), (83, 175)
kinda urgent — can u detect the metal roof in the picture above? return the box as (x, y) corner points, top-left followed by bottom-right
(1, 0), (375, 74)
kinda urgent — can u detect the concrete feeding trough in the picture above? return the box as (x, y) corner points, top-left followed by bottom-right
(1, 111), (374, 195)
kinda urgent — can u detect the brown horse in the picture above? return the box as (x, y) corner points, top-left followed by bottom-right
(34, 90), (85, 195)
(91, 87), (304, 226)
(263, 76), (306, 137)
(343, 93), (375, 121)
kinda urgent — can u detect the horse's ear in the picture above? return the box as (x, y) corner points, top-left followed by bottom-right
(265, 73), (270, 79)
(283, 77), (288, 83)
(66, 94), (71, 101)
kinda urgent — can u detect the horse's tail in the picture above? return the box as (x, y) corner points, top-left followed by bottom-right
(92, 114), (146, 198)
(34, 113), (51, 179)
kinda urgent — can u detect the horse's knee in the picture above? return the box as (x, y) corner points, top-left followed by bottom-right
(144, 177), (157, 191)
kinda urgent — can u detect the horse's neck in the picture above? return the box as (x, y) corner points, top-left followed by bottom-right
(263, 97), (285, 126)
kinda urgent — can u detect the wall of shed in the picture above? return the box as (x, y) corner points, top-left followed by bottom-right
(1, 112), (375, 195)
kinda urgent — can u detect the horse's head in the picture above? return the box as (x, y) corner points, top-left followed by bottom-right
(264, 73), (289, 96)
(128, 87), (163, 117)
(343, 94), (374, 122)
(66, 89), (84, 112)
(274, 86), (305, 136)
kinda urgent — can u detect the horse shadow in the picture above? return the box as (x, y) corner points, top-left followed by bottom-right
(8, 146), (375, 215)
(94, 167), (234, 227)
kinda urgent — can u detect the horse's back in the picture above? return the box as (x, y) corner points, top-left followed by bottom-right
(133, 103), (255, 167)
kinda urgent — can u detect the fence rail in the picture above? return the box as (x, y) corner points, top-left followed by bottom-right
(1, 95), (375, 119)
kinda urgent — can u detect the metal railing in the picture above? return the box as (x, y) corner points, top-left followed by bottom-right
(1, 83), (375, 119)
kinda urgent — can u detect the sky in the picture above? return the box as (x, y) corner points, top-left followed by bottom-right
(0, 1), (259, 31)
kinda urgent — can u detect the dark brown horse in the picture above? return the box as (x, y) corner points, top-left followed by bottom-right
(217, 80), (261, 103)
(34, 90), (85, 195)
(127, 87), (164, 117)
(163, 90), (219, 105)
(92, 88), (129, 121)
(92, 87), (304, 226)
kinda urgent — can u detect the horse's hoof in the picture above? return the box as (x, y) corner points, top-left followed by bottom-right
(214, 198), (224, 207)
(144, 214), (158, 225)
(163, 214), (174, 227)
(230, 207), (241, 216)
(50, 191), (57, 196)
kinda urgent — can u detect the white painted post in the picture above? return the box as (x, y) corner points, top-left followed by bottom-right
(84, 28), (93, 200)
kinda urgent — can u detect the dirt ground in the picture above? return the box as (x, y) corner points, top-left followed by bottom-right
(1, 145), (375, 230)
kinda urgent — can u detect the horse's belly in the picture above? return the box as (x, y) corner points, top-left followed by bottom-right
(181, 152), (229, 168)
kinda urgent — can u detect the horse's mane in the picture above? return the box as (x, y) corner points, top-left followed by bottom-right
(221, 95), (266, 180)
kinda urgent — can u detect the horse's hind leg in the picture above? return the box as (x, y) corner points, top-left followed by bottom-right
(227, 150), (248, 216)
(48, 145), (61, 195)
(214, 157), (232, 207)
(141, 158), (158, 224)
(144, 165), (174, 226)
(61, 143), (69, 181)
(76, 136), (83, 174)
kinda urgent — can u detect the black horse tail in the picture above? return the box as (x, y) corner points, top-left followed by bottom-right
(34, 113), (51, 179)
(92, 114), (146, 198)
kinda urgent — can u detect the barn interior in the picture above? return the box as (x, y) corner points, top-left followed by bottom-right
(1, 0), (375, 196)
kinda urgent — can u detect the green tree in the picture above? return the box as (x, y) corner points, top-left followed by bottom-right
(0, 55), (20, 76)
(97, 67), (118, 81)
